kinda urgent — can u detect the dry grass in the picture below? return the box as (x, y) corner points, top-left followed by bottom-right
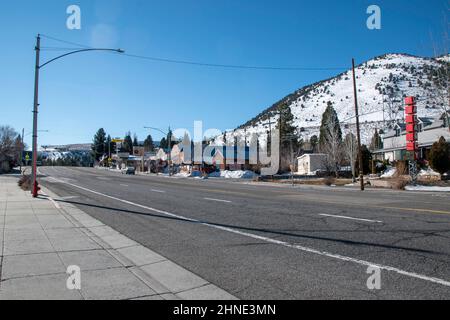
(18, 175), (32, 191)
(390, 176), (409, 190)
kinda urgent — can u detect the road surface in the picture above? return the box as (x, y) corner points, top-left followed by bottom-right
(38, 167), (450, 299)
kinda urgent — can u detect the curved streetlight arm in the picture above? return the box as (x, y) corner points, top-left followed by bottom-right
(39, 48), (124, 69)
(144, 126), (168, 136)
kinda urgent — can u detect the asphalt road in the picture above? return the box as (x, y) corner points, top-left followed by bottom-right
(38, 167), (450, 299)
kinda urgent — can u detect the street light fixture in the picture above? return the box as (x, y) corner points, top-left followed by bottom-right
(144, 126), (172, 176)
(31, 34), (124, 197)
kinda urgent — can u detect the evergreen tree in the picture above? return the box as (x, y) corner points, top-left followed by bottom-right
(319, 102), (343, 175)
(122, 132), (133, 153)
(277, 103), (299, 172)
(105, 135), (112, 157)
(160, 137), (168, 150)
(310, 135), (319, 153)
(133, 134), (139, 147)
(143, 134), (155, 152)
(429, 136), (450, 174)
(92, 128), (107, 161)
(319, 101), (342, 149)
(369, 129), (383, 151)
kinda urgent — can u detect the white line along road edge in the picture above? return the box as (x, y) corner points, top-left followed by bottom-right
(319, 213), (383, 223)
(47, 176), (450, 288)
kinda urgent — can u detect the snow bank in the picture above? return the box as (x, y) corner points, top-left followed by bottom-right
(381, 167), (397, 178)
(418, 168), (440, 177)
(209, 170), (257, 179)
(405, 186), (450, 192)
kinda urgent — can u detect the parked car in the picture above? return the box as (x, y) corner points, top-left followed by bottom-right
(121, 167), (136, 175)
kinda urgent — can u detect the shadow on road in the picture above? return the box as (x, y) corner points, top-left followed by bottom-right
(53, 198), (446, 256)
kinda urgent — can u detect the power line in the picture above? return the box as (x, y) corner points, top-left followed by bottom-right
(40, 33), (348, 71)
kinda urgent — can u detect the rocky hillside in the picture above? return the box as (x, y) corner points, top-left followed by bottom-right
(215, 53), (449, 145)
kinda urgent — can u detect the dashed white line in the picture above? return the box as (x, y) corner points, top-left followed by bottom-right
(204, 198), (232, 203)
(46, 176), (450, 288)
(120, 184), (129, 187)
(319, 214), (383, 223)
(151, 189), (166, 193)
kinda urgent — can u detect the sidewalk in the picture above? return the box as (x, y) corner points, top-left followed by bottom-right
(0, 175), (236, 300)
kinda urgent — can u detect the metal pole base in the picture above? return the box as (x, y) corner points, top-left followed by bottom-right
(32, 181), (40, 198)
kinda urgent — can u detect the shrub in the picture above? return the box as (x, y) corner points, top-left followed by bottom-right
(429, 136), (450, 175)
(391, 177), (409, 190)
(323, 176), (335, 186)
(395, 161), (408, 176)
(18, 175), (32, 191)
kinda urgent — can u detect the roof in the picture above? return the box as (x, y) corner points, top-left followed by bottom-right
(297, 153), (327, 160)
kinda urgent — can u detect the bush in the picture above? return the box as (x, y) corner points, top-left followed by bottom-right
(18, 175), (32, 191)
(323, 176), (335, 186)
(395, 161), (408, 176)
(429, 136), (450, 175)
(391, 177), (409, 190)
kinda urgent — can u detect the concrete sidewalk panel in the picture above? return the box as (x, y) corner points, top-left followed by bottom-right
(2, 252), (65, 279)
(141, 260), (208, 293)
(80, 267), (157, 300)
(0, 273), (83, 300)
(117, 245), (167, 267)
(4, 238), (54, 256)
(59, 250), (122, 271)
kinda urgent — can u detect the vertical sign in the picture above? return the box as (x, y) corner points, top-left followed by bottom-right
(405, 97), (418, 160)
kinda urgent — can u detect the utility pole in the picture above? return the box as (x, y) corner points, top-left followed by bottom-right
(352, 58), (364, 191)
(31, 34), (41, 198)
(168, 126), (172, 176)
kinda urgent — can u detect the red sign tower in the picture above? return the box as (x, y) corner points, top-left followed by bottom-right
(405, 97), (418, 160)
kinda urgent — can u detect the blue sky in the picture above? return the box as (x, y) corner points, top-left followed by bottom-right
(0, 0), (448, 146)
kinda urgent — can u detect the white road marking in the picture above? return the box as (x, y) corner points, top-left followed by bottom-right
(151, 189), (166, 193)
(48, 196), (61, 209)
(120, 184), (129, 187)
(57, 196), (79, 200)
(46, 176), (450, 288)
(204, 197), (232, 203)
(319, 214), (383, 223)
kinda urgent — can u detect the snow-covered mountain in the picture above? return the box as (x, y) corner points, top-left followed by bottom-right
(215, 53), (449, 145)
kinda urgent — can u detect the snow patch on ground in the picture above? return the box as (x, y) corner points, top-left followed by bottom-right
(405, 186), (450, 192)
(418, 168), (441, 177)
(209, 170), (257, 179)
(381, 167), (397, 178)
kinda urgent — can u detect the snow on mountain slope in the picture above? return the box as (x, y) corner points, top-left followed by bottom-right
(214, 54), (449, 146)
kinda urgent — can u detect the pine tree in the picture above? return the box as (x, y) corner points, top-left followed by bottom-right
(143, 134), (155, 152)
(122, 132), (133, 153)
(319, 101), (342, 149)
(92, 128), (107, 161)
(369, 129), (382, 151)
(429, 136), (450, 174)
(133, 134), (139, 147)
(319, 102), (343, 175)
(310, 135), (318, 153)
(277, 103), (299, 171)
(160, 137), (168, 150)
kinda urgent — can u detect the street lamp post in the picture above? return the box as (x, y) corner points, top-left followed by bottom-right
(31, 34), (124, 197)
(144, 126), (172, 176)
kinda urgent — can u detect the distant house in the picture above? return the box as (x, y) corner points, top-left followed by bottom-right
(211, 145), (252, 171)
(297, 154), (327, 175)
(373, 115), (450, 162)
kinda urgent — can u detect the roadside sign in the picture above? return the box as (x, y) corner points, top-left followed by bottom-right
(112, 139), (124, 143)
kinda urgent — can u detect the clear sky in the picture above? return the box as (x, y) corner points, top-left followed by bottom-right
(0, 0), (448, 146)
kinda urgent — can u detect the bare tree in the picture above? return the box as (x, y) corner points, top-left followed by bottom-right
(320, 119), (343, 177)
(343, 133), (358, 182)
(0, 126), (20, 173)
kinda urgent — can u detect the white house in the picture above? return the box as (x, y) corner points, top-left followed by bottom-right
(297, 154), (327, 175)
